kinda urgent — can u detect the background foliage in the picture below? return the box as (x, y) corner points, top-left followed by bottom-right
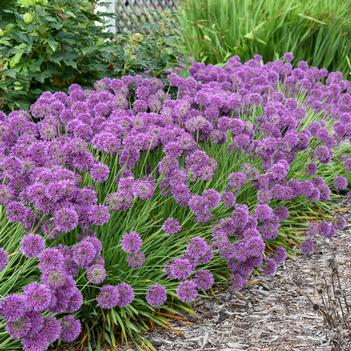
(0, 0), (181, 112)
(178, 0), (351, 76)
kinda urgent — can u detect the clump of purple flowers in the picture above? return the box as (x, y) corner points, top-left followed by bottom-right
(0, 51), (350, 350)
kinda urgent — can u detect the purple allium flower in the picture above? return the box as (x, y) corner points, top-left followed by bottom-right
(0, 247), (8, 272)
(41, 268), (69, 288)
(90, 162), (109, 182)
(263, 258), (277, 276)
(299, 239), (315, 254)
(162, 217), (181, 235)
(334, 216), (347, 230)
(283, 52), (294, 62)
(22, 332), (50, 351)
(168, 258), (193, 280)
(120, 231), (143, 254)
(54, 206), (79, 233)
(272, 246), (287, 263)
(97, 285), (120, 309)
(305, 162), (317, 175)
(315, 145), (332, 164)
(132, 179), (154, 200)
(72, 239), (97, 268)
(127, 252), (145, 269)
(186, 237), (209, 261)
(229, 273), (246, 291)
(164, 141), (183, 158)
(66, 288), (84, 313)
(318, 221), (333, 237)
(116, 283), (135, 307)
(60, 315), (82, 343)
(334, 175), (348, 190)
(38, 248), (64, 271)
(221, 191), (236, 208)
(227, 172), (247, 191)
(176, 280), (198, 303)
(88, 205), (110, 225)
(146, 284), (167, 307)
(24, 282), (51, 312)
(273, 206), (289, 221)
(5, 314), (33, 339)
(20, 234), (45, 258)
(105, 191), (133, 211)
(41, 317), (61, 344)
(193, 269), (214, 290)
(0, 294), (26, 322)
(86, 264), (107, 284)
(203, 189), (220, 208)
(255, 204), (273, 221)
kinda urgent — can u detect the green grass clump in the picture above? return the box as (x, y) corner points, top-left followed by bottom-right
(178, 0), (351, 76)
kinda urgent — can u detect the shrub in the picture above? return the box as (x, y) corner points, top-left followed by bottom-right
(0, 1), (182, 112)
(178, 0), (351, 76)
(0, 54), (350, 350)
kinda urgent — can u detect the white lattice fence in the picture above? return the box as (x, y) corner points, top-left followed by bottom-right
(97, 0), (178, 33)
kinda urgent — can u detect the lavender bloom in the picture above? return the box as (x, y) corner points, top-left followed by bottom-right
(60, 315), (82, 343)
(255, 204), (273, 221)
(283, 52), (294, 62)
(305, 162), (317, 175)
(54, 206), (79, 233)
(0, 248), (8, 272)
(127, 252), (145, 269)
(263, 258), (277, 276)
(116, 283), (135, 307)
(72, 239), (97, 268)
(20, 234), (45, 258)
(334, 175), (348, 190)
(0, 294), (26, 322)
(90, 162), (109, 182)
(120, 231), (143, 254)
(193, 270), (214, 290)
(146, 285), (167, 307)
(97, 285), (120, 309)
(86, 264), (107, 284)
(186, 237), (209, 261)
(88, 205), (110, 225)
(176, 280), (198, 303)
(272, 246), (288, 263)
(132, 179), (154, 200)
(5, 314), (33, 339)
(300, 239), (315, 254)
(22, 332), (50, 351)
(221, 191), (236, 208)
(162, 218), (181, 235)
(229, 273), (246, 291)
(38, 248), (64, 271)
(168, 258), (193, 280)
(24, 282), (51, 312)
(41, 317), (61, 344)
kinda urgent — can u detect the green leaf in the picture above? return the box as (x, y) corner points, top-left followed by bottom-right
(9, 51), (23, 68)
(2, 69), (17, 78)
